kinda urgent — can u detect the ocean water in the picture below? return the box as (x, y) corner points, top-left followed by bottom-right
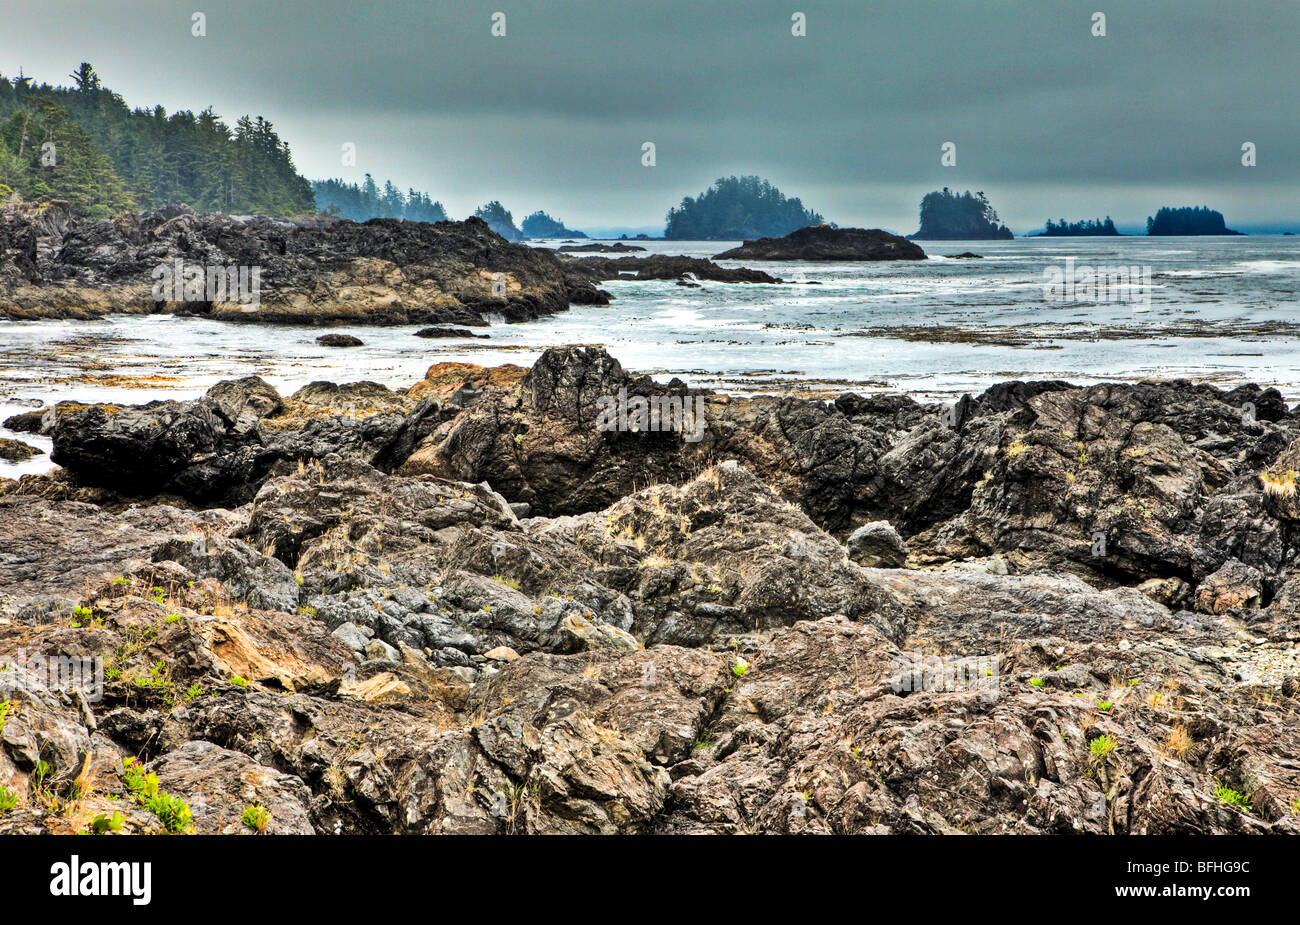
(2, 235), (1298, 478)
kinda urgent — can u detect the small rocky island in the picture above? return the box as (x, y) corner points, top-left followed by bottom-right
(713, 225), (926, 261)
(909, 188), (1014, 240)
(1147, 206), (1242, 236)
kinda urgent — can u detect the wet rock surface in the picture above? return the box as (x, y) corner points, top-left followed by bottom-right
(3, 345), (1300, 834)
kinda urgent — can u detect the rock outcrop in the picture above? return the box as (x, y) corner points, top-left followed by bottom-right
(5, 346), (1300, 835)
(561, 254), (781, 284)
(713, 225), (927, 261)
(0, 201), (605, 324)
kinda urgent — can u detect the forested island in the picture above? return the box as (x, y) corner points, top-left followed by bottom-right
(1146, 206), (1241, 235)
(909, 188), (1013, 240)
(664, 175), (823, 240)
(1037, 217), (1119, 236)
(520, 210), (586, 239)
(1, 64), (312, 218)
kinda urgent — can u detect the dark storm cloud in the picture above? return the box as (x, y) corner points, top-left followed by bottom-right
(4, 0), (1296, 231)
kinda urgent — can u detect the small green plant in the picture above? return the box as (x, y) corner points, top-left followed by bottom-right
(1089, 735), (1117, 759)
(121, 758), (158, 801)
(230, 675), (249, 687)
(148, 587), (166, 604)
(1097, 701), (1113, 712)
(1127, 679), (1140, 687)
(111, 577), (130, 586)
(1028, 677), (1045, 687)
(90, 811), (124, 834)
(121, 758), (192, 833)
(72, 605), (92, 626)
(32, 760), (52, 791)
(165, 613), (181, 624)
(298, 605), (317, 616)
(145, 792), (193, 833)
(0, 699), (10, 732)
(241, 804), (272, 833)
(0, 785), (18, 813)
(184, 683), (205, 702)
(1213, 781), (1253, 814)
(493, 575), (521, 591)
(732, 656), (750, 678)
(133, 660), (175, 705)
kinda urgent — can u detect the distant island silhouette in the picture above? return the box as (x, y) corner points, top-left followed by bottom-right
(664, 175), (824, 240)
(521, 210), (587, 239)
(1035, 217), (1119, 236)
(1146, 206), (1242, 235)
(909, 188), (1013, 240)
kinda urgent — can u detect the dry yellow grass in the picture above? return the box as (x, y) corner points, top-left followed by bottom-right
(1165, 724), (1193, 758)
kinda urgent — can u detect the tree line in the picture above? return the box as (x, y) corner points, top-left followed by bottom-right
(0, 63), (313, 219)
(312, 175), (448, 223)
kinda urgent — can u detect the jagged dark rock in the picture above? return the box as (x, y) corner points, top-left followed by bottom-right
(0, 438), (38, 462)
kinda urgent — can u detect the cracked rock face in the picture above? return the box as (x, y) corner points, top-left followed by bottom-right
(3, 346), (1300, 835)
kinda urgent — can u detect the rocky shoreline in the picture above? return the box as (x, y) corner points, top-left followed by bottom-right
(2, 345), (1299, 834)
(0, 200), (614, 325)
(0, 200), (812, 325)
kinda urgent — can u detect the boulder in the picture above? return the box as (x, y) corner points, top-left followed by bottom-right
(316, 334), (364, 347)
(847, 521), (909, 567)
(1194, 559), (1263, 614)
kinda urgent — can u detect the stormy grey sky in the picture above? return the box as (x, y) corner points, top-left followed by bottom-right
(3, 0), (1296, 233)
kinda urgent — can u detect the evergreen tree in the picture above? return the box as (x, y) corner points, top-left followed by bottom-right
(0, 64), (314, 217)
(474, 200), (522, 240)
